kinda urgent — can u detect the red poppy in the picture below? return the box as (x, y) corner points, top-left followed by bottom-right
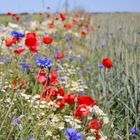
(5, 39), (13, 47)
(12, 37), (22, 44)
(56, 53), (64, 59)
(74, 104), (90, 118)
(12, 14), (16, 17)
(37, 69), (47, 84)
(57, 88), (65, 96)
(49, 70), (60, 86)
(19, 79), (28, 89)
(25, 32), (39, 53)
(42, 36), (54, 45)
(15, 16), (20, 21)
(80, 23), (84, 27)
(47, 87), (57, 100)
(47, 13), (50, 18)
(59, 13), (66, 21)
(89, 120), (103, 131)
(81, 31), (87, 37)
(95, 132), (101, 140)
(51, 70), (58, 78)
(102, 57), (113, 68)
(7, 12), (13, 16)
(14, 48), (26, 55)
(64, 94), (78, 105)
(56, 99), (65, 109)
(64, 24), (73, 30)
(40, 91), (47, 100)
(78, 96), (96, 106)
(72, 19), (78, 25)
(56, 17), (59, 21)
(12, 37), (17, 44)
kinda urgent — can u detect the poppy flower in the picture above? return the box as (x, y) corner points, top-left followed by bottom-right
(89, 120), (103, 131)
(49, 70), (60, 86)
(40, 91), (47, 100)
(19, 79), (28, 89)
(95, 132), (101, 140)
(14, 48), (26, 55)
(12, 14), (16, 17)
(48, 21), (54, 29)
(81, 31), (87, 37)
(64, 24), (73, 30)
(7, 12), (13, 16)
(56, 99), (65, 109)
(47, 87), (57, 100)
(12, 37), (17, 44)
(37, 69), (47, 84)
(15, 16), (20, 21)
(42, 36), (54, 45)
(64, 94), (78, 105)
(102, 57), (113, 68)
(78, 96), (96, 106)
(5, 39), (13, 47)
(57, 88), (65, 96)
(25, 32), (39, 53)
(59, 13), (66, 21)
(51, 70), (58, 78)
(47, 13), (50, 18)
(55, 17), (59, 21)
(74, 104), (90, 118)
(56, 53), (64, 59)
(72, 19), (78, 25)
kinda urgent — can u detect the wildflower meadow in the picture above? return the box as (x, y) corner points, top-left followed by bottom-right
(0, 5), (140, 140)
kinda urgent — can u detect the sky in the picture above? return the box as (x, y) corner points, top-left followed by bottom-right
(0, 0), (140, 13)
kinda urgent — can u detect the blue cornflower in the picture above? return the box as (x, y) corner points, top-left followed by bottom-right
(85, 67), (92, 71)
(95, 76), (99, 81)
(87, 81), (94, 85)
(64, 36), (73, 41)
(68, 45), (74, 49)
(129, 128), (140, 135)
(109, 32), (113, 37)
(79, 57), (85, 62)
(137, 32), (140, 35)
(33, 52), (40, 58)
(69, 57), (75, 62)
(52, 34), (60, 39)
(0, 57), (10, 64)
(19, 61), (26, 65)
(19, 61), (32, 69)
(78, 90), (85, 94)
(36, 58), (53, 68)
(98, 64), (104, 70)
(65, 128), (82, 140)
(54, 48), (59, 52)
(45, 32), (48, 35)
(60, 78), (65, 82)
(11, 31), (25, 38)
(11, 115), (24, 130)
(101, 43), (106, 48)
(28, 137), (36, 140)
(53, 67), (61, 71)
